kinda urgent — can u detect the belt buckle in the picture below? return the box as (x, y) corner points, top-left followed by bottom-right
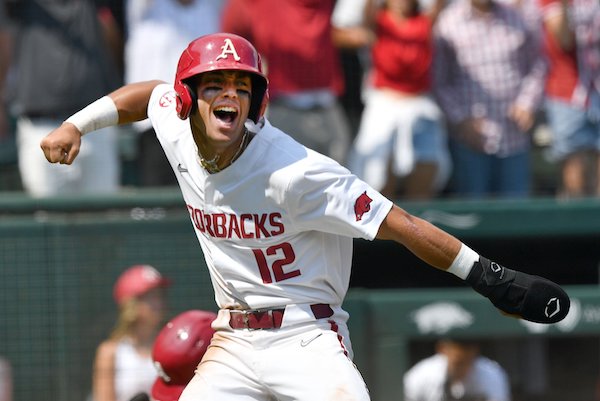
(248, 308), (275, 330)
(229, 308), (281, 330)
(241, 309), (252, 329)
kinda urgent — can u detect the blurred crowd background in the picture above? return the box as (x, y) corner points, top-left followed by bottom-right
(0, 1), (600, 401)
(0, 0), (598, 201)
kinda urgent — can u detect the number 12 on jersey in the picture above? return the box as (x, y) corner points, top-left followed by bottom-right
(252, 242), (301, 284)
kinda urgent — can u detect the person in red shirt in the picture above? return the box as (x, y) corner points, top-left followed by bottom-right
(221, 0), (351, 164)
(539, 0), (600, 198)
(348, 0), (451, 199)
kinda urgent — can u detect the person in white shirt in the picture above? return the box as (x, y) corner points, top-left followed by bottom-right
(40, 33), (568, 401)
(93, 265), (170, 401)
(404, 339), (511, 401)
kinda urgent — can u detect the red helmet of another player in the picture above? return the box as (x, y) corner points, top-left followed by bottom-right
(174, 32), (269, 123)
(151, 310), (217, 401)
(113, 265), (171, 306)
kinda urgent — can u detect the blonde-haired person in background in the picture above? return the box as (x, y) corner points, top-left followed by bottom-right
(0, 356), (12, 401)
(93, 265), (171, 401)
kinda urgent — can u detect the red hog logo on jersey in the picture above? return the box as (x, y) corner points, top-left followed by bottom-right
(354, 191), (373, 221)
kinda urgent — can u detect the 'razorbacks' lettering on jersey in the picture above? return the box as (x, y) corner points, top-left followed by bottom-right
(187, 205), (285, 239)
(148, 83), (394, 310)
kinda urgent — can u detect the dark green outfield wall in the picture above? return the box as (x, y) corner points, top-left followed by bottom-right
(0, 190), (598, 401)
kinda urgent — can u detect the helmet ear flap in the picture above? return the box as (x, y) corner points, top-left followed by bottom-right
(258, 89), (269, 121)
(248, 75), (269, 123)
(175, 81), (197, 120)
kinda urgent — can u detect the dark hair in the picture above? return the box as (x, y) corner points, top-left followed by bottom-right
(439, 337), (480, 347)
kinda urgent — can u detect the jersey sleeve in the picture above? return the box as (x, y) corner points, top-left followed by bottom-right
(283, 153), (393, 241)
(147, 83), (178, 123)
(146, 83), (191, 172)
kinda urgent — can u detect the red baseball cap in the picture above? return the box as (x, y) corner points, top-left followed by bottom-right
(113, 264), (171, 305)
(151, 310), (217, 401)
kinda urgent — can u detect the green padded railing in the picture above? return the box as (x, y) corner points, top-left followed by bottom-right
(1, 190), (599, 401)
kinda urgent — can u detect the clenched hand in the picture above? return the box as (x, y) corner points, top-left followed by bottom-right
(40, 122), (82, 165)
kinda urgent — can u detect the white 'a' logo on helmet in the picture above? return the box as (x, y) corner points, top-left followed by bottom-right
(216, 38), (241, 61)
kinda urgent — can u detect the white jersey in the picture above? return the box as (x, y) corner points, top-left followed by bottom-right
(148, 84), (393, 311)
(403, 354), (511, 401)
(113, 339), (156, 401)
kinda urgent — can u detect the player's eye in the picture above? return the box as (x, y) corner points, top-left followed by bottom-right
(201, 86), (222, 98)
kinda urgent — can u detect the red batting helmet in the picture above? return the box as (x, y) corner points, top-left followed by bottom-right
(174, 32), (269, 123)
(113, 265), (171, 305)
(151, 310), (217, 401)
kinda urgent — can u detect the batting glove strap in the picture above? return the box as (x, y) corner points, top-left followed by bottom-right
(466, 257), (570, 324)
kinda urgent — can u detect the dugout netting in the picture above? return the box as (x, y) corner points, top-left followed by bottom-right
(0, 189), (215, 401)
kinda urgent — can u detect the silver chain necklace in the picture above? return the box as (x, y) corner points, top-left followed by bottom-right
(197, 130), (249, 174)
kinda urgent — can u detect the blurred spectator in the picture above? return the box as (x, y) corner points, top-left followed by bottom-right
(348, 0), (451, 200)
(124, 0), (224, 187)
(0, 357), (12, 401)
(0, 3), (20, 191)
(331, 0), (374, 49)
(403, 339), (511, 401)
(2, 0), (122, 198)
(539, 0), (600, 198)
(93, 265), (170, 401)
(433, 0), (546, 199)
(98, 0), (126, 76)
(221, 0), (352, 165)
(0, 4), (11, 143)
(331, 0), (374, 138)
(500, 0), (544, 35)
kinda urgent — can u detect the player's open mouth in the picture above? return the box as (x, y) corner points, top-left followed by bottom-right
(214, 106), (238, 124)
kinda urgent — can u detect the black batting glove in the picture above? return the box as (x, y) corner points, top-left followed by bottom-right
(465, 256), (570, 324)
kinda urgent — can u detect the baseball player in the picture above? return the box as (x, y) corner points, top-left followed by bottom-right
(40, 33), (570, 401)
(151, 310), (217, 401)
(127, 309), (216, 401)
